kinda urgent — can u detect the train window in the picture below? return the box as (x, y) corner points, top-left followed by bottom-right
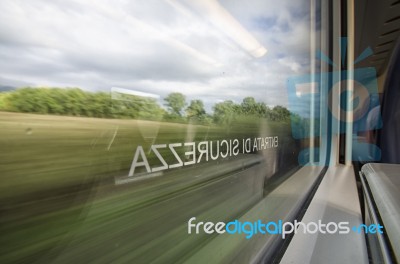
(0, 0), (326, 263)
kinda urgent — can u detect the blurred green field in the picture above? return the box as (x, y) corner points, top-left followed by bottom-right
(1, 112), (211, 198)
(0, 111), (294, 263)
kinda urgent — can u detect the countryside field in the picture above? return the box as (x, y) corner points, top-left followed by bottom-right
(0, 111), (296, 263)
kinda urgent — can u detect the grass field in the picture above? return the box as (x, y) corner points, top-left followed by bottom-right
(0, 111), (295, 263)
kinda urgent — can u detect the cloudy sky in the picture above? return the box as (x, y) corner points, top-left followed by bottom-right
(0, 0), (311, 110)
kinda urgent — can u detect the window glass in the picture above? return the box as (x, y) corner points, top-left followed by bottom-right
(0, 0), (315, 262)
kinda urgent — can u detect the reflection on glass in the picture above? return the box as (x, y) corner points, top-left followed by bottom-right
(0, 0), (313, 263)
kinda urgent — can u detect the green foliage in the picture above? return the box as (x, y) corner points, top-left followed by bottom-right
(240, 97), (257, 115)
(164, 92), (186, 117)
(0, 92), (11, 110)
(186, 99), (206, 124)
(212, 97), (290, 125)
(111, 93), (164, 120)
(269, 105), (291, 121)
(1, 87), (164, 120)
(0, 88), (292, 124)
(213, 100), (236, 125)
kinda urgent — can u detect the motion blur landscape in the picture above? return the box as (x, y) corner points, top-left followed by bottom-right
(0, 87), (300, 263)
(0, 0), (311, 262)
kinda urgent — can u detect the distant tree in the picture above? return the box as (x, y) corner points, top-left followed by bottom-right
(270, 105), (291, 121)
(7, 88), (48, 113)
(213, 100), (237, 125)
(256, 102), (269, 117)
(87, 92), (113, 118)
(44, 88), (67, 114)
(2, 87), (164, 120)
(0, 92), (11, 110)
(240, 97), (257, 115)
(111, 93), (163, 120)
(63, 88), (87, 116)
(136, 97), (165, 121)
(164, 92), (186, 117)
(186, 99), (206, 123)
(1, 87), (293, 124)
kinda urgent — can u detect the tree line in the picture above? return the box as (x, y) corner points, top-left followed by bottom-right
(0, 87), (291, 124)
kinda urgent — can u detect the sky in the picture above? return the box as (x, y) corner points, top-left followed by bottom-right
(0, 0), (311, 111)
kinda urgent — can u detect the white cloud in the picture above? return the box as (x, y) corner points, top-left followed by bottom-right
(0, 0), (311, 109)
